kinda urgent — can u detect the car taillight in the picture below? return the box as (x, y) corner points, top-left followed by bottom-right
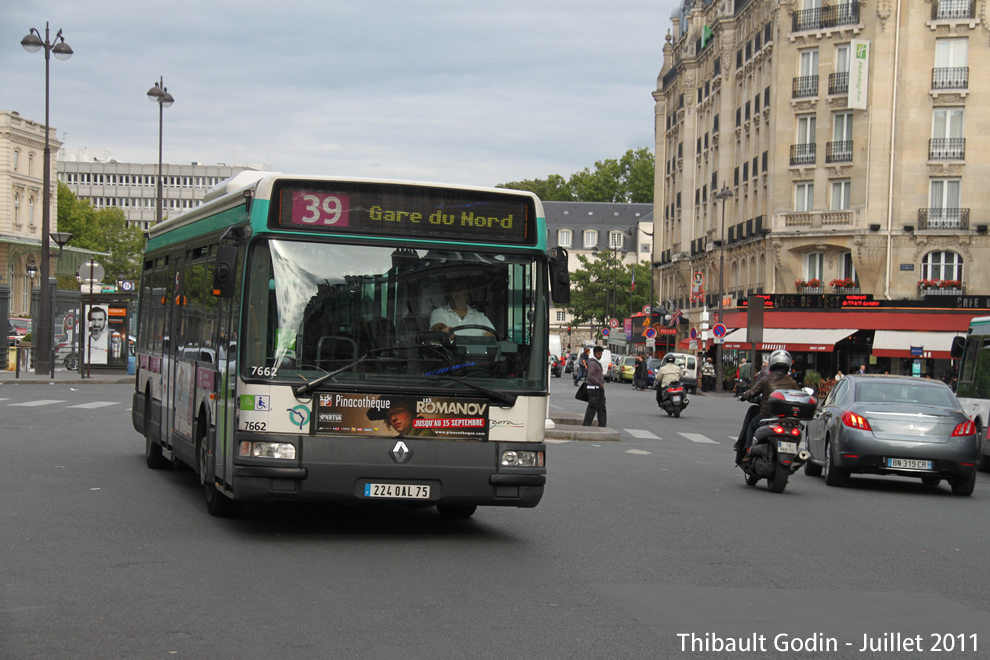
(841, 411), (872, 431)
(951, 420), (976, 437)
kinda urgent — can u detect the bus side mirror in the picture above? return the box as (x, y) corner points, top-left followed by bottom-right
(950, 335), (966, 359)
(548, 247), (570, 304)
(213, 245), (238, 298)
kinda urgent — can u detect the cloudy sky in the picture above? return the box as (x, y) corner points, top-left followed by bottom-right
(4, 1), (680, 187)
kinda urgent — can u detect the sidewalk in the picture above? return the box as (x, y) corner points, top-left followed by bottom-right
(0, 367), (133, 385)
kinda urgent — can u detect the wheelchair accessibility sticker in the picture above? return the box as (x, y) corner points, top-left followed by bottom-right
(239, 395), (271, 411)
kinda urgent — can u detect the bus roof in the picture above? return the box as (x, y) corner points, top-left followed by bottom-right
(149, 173), (544, 245)
(969, 316), (990, 332)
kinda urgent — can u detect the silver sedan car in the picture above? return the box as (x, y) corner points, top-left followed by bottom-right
(804, 375), (979, 495)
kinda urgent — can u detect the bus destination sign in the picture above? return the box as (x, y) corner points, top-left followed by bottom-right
(274, 181), (535, 245)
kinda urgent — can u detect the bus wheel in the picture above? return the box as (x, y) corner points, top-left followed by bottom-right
(436, 504), (477, 520)
(145, 397), (171, 470)
(198, 424), (240, 517)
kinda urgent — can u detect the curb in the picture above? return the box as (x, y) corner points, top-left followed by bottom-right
(547, 415), (621, 442)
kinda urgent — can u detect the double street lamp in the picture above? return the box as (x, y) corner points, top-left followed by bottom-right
(715, 185), (734, 393)
(147, 77), (175, 226)
(21, 22), (73, 375)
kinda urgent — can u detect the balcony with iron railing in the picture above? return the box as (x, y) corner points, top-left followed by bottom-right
(828, 71), (849, 95)
(792, 75), (819, 98)
(792, 3), (860, 31)
(929, 138), (965, 161)
(918, 208), (970, 230)
(932, 67), (969, 90)
(826, 141), (853, 163)
(932, 0), (976, 19)
(790, 143), (816, 166)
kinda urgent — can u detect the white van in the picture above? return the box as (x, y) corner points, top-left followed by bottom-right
(662, 352), (699, 393)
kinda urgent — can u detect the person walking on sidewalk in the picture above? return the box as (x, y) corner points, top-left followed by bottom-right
(574, 347), (590, 385)
(582, 346), (607, 427)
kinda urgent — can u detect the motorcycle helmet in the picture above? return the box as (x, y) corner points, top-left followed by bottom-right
(768, 349), (792, 372)
(664, 355), (676, 364)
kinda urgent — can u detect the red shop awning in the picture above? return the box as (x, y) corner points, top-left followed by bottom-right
(723, 327), (856, 352)
(872, 330), (963, 360)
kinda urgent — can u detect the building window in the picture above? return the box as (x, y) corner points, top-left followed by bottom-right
(922, 250), (962, 282)
(930, 178), (961, 210)
(556, 310), (567, 323)
(839, 251), (858, 284)
(830, 179), (851, 210)
(12, 193), (19, 223)
(609, 230), (624, 250)
(584, 230), (598, 249)
(13, 150), (19, 172)
(28, 196), (35, 225)
(804, 252), (824, 281)
(557, 228), (572, 248)
(795, 182), (814, 211)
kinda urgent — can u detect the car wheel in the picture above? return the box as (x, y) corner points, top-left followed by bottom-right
(949, 472), (976, 497)
(920, 475), (941, 488)
(804, 459), (823, 477)
(823, 437), (848, 487)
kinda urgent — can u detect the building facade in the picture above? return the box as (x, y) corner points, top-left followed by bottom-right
(545, 201), (654, 352)
(652, 0), (990, 378)
(58, 149), (258, 232)
(0, 110), (63, 317)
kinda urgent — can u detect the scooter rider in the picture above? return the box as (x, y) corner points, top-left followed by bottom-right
(738, 349), (799, 454)
(656, 355), (684, 390)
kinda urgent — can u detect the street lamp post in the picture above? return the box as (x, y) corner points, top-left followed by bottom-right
(147, 77), (175, 226)
(21, 22), (73, 376)
(715, 186), (734, 393)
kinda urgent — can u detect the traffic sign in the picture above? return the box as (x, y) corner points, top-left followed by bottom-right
(602, 327), (610, 337)
(645, 328), (657, 340)
(689, 328), (698, 340)
(642, 305), (651, 315)
(120, 280), (136, 292)
(712, 323), (727, 338)
(77, 260), (105, 284)
(609, 318), (620, 328)
(63, 312), (76, 331)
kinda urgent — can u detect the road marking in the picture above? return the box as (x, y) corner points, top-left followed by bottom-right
(66, 401), (119, 409)
(678, 432), (719, 444)
(10, 399), (67, 407)
(625, 449), (651, 455)
(625, 428), (660, 440)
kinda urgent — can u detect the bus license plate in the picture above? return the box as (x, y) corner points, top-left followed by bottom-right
(887, 458), (933, 471)
(363, 483), (431, 499)
(777, 441), (798, 454)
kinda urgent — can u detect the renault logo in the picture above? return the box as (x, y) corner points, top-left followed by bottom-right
(391, 440), (411, 463)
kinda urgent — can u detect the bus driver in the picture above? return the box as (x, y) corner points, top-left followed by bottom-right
(429, 279), (495, 337)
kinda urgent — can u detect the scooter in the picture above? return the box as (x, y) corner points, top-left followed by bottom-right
(734, 389), (815, 493)
(656, 380), (689, 418)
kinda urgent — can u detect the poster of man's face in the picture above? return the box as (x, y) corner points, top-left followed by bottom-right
(85, 304), (109, 365)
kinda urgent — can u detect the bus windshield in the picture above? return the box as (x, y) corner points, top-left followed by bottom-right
(242, 239), (547, 391)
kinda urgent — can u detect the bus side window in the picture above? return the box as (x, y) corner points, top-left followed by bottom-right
(970, 342), (990, 399)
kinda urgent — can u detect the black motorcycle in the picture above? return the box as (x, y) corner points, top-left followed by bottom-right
(734, 389), (815, 493)
(656, 380), (689, 418)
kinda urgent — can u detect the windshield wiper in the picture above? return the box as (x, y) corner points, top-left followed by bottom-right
(292, 343), (452, 397)
(426, 374), (517, 407)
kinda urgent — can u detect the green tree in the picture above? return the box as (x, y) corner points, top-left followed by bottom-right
(566, 251), (654, 334)
(495, 174), (573, 201)
(496, 148), (654, 203)
(57, 182), (146, 283)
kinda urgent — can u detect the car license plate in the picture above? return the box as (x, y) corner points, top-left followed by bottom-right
(672, 396), (681, 403)
(777, 441), (798, 454)
(886, 458), (933, 471)
(363, 483), (431, 499)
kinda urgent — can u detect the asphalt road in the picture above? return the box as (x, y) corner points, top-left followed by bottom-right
(2, 381), (989, 659)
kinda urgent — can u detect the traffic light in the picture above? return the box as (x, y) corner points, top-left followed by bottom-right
(567, 326), (572, 336)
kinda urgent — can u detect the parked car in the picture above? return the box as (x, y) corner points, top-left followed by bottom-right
(646, 358), (661, 388)
(564, 352), (577, 374)
(803, 375), (978, 496)
(619, 356), (637, 382)
(605, 353), (622, 382)
(550, 354), (563, 378)
(661, 352), (699, 393)
(8, 318), (31, 346)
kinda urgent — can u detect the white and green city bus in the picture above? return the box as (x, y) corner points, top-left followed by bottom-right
(951, 316), (990, 471)
(132, 173), (570, 516)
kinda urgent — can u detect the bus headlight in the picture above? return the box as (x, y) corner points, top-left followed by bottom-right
(500, 450), (544, 467)
(238, 441), (296, 459)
